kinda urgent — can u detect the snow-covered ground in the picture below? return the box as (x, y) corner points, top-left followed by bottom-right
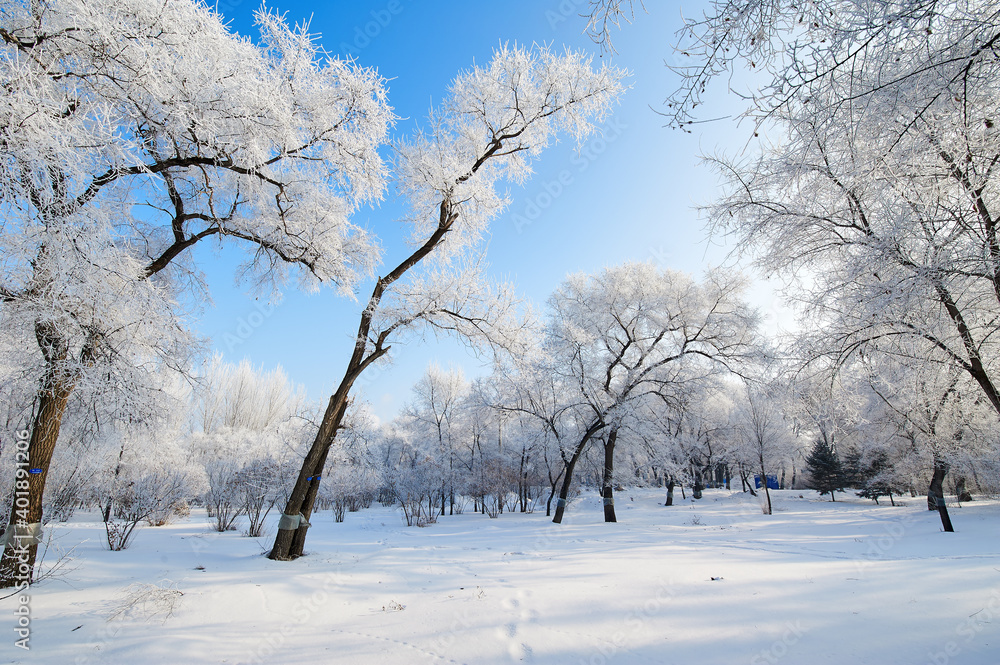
(6, 489), (999, 664)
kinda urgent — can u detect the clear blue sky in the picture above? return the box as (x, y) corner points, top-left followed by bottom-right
(192, 0), (780, 422)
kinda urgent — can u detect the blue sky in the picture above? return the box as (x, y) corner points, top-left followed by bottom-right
(192, 0), (779, 421)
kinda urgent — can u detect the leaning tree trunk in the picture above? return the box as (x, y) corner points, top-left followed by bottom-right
(269, 197), (461, 561)
(552, 421), (605, 524)
(287, 442), (335, 559)
(271, 398), (348, 560)
(0, 326), (79, 588)
(601, 429), (618, 523)
(551, 445), (585, 525)
(927, 457), (955, 532)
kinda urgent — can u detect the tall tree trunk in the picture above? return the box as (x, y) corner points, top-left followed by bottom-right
(0, 334), (74, 588)
(287, 453), (332, 558)
(1, 326), (82, 588)
(545, 466), (563, 518)
(552, 421), (605, 524)
(928, 457), (955, 532)
(601, 429), (618, 523)
(270, 398), (347, 560)
(759, 461), (772, 515)
(270, 197), (461, 561)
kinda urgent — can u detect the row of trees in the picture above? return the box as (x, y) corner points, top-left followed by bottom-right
(1, 271), (994, 562)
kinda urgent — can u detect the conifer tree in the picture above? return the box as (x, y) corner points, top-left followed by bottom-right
(805, 439), (845, 502)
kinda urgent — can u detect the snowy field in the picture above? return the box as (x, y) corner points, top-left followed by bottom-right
(6, 489), (999, 665)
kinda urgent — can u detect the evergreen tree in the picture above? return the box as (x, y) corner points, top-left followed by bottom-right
(805, 439), (846, 502)
(848, 450), (904, 506)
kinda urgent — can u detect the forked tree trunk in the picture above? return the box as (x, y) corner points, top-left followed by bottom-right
(0, 329), (78, 588)
(552, 421), (605, 524)
(288, 449), (333, 558)
(928, 457), (955, 532)
(601, 430), (618, 523)
(270, 398), (348, 560)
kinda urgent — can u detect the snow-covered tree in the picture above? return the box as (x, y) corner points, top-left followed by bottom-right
(508, 263), (758, 524)
(858, 358), (999, 531)
(0, 0), (392, 585)
(186, 357), (313, 535)
(401, 364), (468, 517)
(706, 87), (1000, 418)
(730, 380), (797, 513)
(589, 0), (1000, 138)
(269, 43), (626, 560)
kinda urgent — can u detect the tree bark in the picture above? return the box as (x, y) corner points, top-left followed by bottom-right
(0, 340), (74, 588)
(759, 461), (772, 515)
(928, 458), (955, 532)
(665, 479), (675, 506)
(552, 421), (605, 524)
(270, 398), (347, 560)
(545, 462), (564, 518)
(1, 326), (83, 588)
(270, 197), (460, 560)
(601, 429), (618, 523)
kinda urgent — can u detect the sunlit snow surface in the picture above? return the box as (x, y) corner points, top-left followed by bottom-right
(7, 489), (999, 664)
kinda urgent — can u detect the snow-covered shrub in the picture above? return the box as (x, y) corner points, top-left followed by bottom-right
(204, 459), (243, 533)
(100, 470), (190, 551)
(236, 457), (281, 537)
